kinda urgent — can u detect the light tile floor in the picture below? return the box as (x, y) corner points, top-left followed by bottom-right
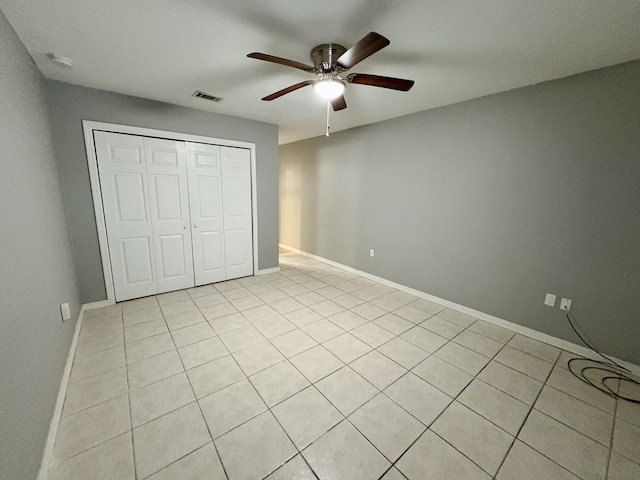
(50, 250), (640, 480)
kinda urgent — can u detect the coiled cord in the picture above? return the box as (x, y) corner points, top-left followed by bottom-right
(565, 311), (640, 404)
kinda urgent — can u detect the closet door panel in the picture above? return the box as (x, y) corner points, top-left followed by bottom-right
(186, 143), (226, 285)
(221, 147), (253, 279)
(95, 131), (158, 301)
(145, 138), (194, 293)
(201, 232), (223, 271)
(158, 235), (187, 277)
(112, 173), (147, 220)
(226, 229), (248, 267)
(120, 237), (154, 284)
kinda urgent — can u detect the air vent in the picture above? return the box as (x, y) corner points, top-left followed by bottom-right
(192, 91), (224, 102)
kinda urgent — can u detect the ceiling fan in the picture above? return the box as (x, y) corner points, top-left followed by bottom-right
(247, 32), (415, 112)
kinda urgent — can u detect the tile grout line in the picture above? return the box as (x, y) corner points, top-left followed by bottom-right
(122, 297), (197, 479)
(539, 365), (617, 416)
(187, 281), (301, 480)
(604, 379), (620, 480)
(343, 371), (430, 470)
(532, 384), (617, 448)
(375, 320), (553, 476)
(393, 336), (512, 478)
(497, 348), (619, 478)
(195, 315), (314, 479)
(65, 346), (125, 382)
(122, 310), (139, 480)
(162, 306), (233, 480)
(532, 358), (617, 448)
(245, 297), (395, 479)
(489, 350), (559, 479)
(256, 382), (322, 479)
(276, 306), (502, 479)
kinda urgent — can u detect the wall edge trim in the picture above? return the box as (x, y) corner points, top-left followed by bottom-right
(256, 267), (281, 275)
(279, 243), (640, 376)
(36, 305), (87, 480)
(83, 299), (115, 310)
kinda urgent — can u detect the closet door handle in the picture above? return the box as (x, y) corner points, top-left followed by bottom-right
(183, 226), (187, 230)
(194, 225), (198, 228)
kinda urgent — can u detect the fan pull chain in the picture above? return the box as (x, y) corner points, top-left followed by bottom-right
(325, 100), (331, 137)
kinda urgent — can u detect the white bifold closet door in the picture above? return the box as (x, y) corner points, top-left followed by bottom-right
(145, 137), (194, 293)
(219, 146), (253, 280)
(95, 131), (253, 302)
(186, 143), (253, 285)
(95, 132), (159, 300)
(186, 142), (225, 285)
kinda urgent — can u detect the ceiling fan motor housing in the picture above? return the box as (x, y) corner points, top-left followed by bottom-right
(310, 44), (347, 73)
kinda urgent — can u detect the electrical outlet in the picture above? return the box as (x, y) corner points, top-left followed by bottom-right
(560, 298), (572, 311)
(544, 293), (556, 307)
(370, 249), (375, 257)
(60, 302), (71, 322)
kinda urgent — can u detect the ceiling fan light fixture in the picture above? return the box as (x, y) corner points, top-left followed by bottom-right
(249, 32), (414, 111)
(314, 77), (345, 100)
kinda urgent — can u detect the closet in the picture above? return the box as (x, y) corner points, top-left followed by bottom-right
(94, 131), (253, 302)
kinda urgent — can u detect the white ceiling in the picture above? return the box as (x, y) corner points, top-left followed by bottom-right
(2, 0), (639, 144)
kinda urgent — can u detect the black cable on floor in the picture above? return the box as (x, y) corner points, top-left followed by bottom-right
(564, 312), (640, 404)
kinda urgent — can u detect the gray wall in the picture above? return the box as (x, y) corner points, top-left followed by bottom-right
(46, 81), (279, 303)
(280, 61), (640, 365)
(0, 11), (81, 480)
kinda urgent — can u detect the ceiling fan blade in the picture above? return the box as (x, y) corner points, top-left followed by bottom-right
(261, 81), (314, 101)
(247, 52), (315, 72)
(331, 95), (347, 111)
(346, 73), (414, 91)
(336, 32), (390, 70)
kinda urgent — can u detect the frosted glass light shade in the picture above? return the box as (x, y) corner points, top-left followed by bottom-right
(314, 78), (345, 99)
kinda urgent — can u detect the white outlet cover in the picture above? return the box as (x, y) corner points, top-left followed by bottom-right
(60, 302), (71, 321)
(370, 249), (375, 257)
(544, 293), (556, 307)
(560, 298), (572, 311)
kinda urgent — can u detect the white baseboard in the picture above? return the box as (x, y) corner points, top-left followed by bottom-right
(256, 267), (280, 275)
(83, 299), (115, 310)
(36, 304), (87, 480)
(279, 243), (640, 376)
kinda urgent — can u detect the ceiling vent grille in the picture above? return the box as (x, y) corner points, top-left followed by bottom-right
(192, 91), (224, 102)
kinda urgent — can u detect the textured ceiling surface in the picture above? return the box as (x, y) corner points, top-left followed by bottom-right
(2, 0), (639, 144)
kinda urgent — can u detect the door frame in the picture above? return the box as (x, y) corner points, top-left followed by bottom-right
(83, 120), (260, 303)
